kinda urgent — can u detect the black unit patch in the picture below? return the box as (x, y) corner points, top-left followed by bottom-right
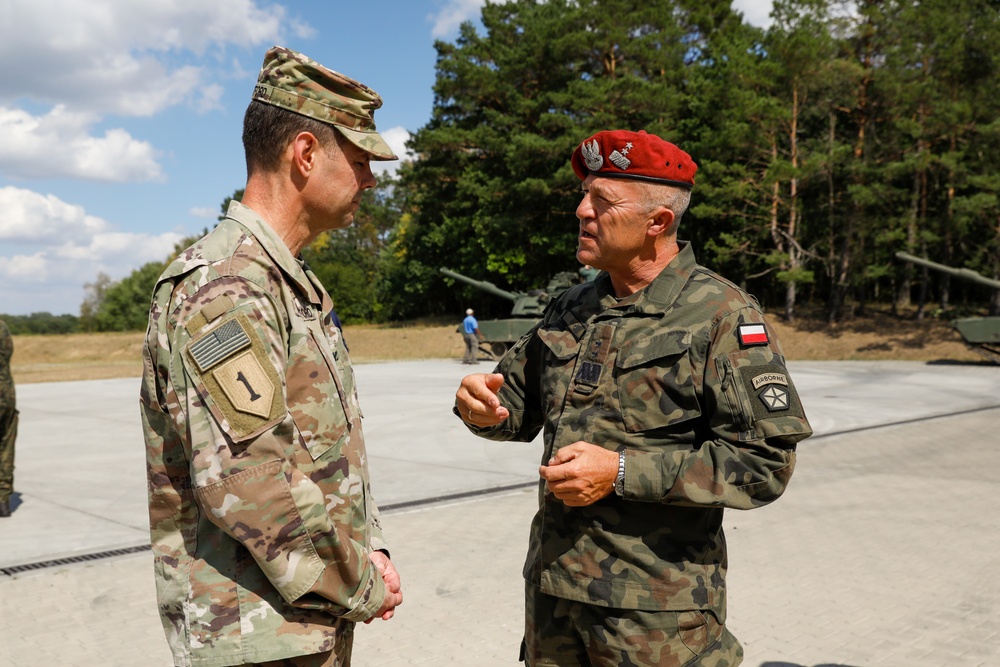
(576, 361), (603, 384)
(757, 384), (790, 412)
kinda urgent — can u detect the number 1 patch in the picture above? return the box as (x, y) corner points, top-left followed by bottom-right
(738, 324), (769, 346)
(214, 350), (275, 418)
(185, 311), (284, 441)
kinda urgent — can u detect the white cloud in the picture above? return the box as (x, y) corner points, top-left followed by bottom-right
(189, 207), (219, 219)
(430, 0), (518, 39)
(0, 106), (163, 182)
(0, 186), (183, 314)
(732, 0), (774, 28)
(0, 253), (49, 282)
(372, 126), (415, 177)
(0, 0), (295, 117)
(0, 186), (109, 242)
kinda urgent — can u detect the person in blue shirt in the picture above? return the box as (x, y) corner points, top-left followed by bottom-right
(462, 308), (481, 364)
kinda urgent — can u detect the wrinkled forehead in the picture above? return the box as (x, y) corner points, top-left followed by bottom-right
(581, 173), (644, 198)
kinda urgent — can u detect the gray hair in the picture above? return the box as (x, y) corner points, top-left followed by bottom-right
(637, 181), (691, 232)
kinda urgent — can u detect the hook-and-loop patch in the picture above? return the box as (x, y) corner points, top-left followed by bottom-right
(185, 311), (284, 440)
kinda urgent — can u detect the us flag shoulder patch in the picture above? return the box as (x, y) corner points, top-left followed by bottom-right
(737, 323), (769, 346)
(189, 318), (252, 371)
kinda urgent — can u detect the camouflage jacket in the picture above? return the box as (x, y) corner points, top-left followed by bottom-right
(140, 201), (387, 667)
(466, 243), (812, 616)
(0, 319), (13, 408)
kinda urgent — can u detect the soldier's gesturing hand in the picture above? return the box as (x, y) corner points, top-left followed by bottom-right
(456, 373), (510, 426)
(539, 442), (618, 507)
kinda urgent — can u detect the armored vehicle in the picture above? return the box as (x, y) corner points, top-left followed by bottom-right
(440, 268), (583, 358)
(895, 251), (1000, 363)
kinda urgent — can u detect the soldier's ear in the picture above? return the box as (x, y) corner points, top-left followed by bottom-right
(646, 206), (675, 238)
(290, 131), (321, 178)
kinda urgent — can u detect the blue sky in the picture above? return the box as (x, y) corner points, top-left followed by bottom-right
(0, 0), (773, 316)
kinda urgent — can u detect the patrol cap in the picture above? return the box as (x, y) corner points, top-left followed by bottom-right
(571, 130), (696, 189)
(252, 46), (397, 161)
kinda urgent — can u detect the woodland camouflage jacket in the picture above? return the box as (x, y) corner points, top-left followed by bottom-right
(0, 319), (13, 408)
(467, 242), (812, 618)
(140, 201), (386, 667)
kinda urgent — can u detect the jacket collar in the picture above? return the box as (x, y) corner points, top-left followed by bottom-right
(593, 241), (697, 317)
(224, 200), (325, 308)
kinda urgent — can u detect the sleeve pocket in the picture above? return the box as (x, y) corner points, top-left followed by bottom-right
(194, 459), (324, 605)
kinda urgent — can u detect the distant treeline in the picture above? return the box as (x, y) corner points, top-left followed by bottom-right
(1, 313), (80, 335)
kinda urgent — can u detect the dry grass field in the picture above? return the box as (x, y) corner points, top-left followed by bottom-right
(9, 308), (985, 384)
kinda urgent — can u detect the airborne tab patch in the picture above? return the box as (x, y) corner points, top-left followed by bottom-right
(189, 318), (251, 371)
(737, 323), (769, 346)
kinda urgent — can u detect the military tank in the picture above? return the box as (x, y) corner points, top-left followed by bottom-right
(440, 268), (582, 358)
(895, 251), (1000, 363)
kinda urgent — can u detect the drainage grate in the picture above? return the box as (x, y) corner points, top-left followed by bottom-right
(0, 544), (151, 577)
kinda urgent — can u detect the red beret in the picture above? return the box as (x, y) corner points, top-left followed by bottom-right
(571, 130), (697, 189)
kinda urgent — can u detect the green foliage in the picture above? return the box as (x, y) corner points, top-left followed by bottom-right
(0, 313), (80, 335)
(386, 0), (725, 318)
(73, 1), (1000, 323)
(91, 262), (165, 331)
(81, 231), (205, 332)
(303, 175), (405, 323)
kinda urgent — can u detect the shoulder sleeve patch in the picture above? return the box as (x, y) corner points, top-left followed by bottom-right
(185, 312), (285, 441)
(738, 362), (804, 421)
(189, 317), (251, 371)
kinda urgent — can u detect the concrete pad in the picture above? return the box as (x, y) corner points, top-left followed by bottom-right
(1, 360), (998, 569)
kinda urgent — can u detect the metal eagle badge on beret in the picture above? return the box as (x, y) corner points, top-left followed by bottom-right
(581, 139), (603, 171)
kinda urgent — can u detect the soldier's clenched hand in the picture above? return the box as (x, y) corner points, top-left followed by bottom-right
(538, 442), (618, 507)
(456, 373), (509, 426)
(366, 551), (403, 623)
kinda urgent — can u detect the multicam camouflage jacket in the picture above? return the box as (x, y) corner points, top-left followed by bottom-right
(140, 201), (387, 667)
(467, 242), (812, 618)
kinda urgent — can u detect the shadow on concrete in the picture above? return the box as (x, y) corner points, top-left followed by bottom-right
(6, 491), (23, 513)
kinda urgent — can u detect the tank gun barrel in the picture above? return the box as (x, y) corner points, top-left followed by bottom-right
(440, 268), (520, 302)
(895, 252), (1000, 291)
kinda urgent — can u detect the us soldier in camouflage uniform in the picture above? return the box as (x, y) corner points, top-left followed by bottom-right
(0, 318), (16, 518)
(455, 130), (812, 666)
(140, 47), (402, 667)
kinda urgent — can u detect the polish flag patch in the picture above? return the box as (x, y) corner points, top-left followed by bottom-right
(738, 323), (769, 346)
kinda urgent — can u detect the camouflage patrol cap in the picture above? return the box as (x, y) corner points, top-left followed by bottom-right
(252, 46), (397, 161)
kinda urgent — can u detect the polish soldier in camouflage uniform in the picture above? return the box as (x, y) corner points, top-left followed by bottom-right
(0, 318), (16, 518)
(140, 47), (402, 667)
(455, 130), (812, 666)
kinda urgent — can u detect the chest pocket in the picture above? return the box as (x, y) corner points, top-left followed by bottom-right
(285, 323), (354, 461)
(615, 330), (702, 433)
(537, 327), (582, 361)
